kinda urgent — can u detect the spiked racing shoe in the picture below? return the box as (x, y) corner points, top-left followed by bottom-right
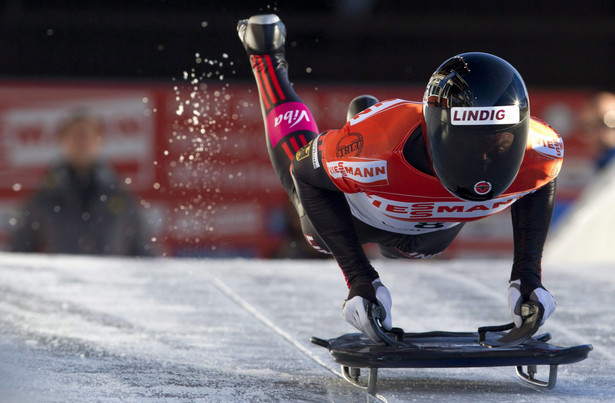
(237, 14), (286, 55)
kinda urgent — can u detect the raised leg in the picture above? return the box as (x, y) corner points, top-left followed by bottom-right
(237, 15), (319, 201)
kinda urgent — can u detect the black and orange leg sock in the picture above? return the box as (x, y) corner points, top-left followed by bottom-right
(249, 52), (319, 198)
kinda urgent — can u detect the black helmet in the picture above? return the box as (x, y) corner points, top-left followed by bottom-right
(422, 52), (530, 201)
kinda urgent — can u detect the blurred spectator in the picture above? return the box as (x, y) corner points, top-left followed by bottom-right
(9, 109), (155, 256)
(581, 92), (615, 170)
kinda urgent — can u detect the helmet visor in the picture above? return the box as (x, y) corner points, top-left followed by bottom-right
(428, 116), (529, 200)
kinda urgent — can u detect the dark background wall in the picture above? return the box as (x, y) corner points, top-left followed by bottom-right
(0, 0), (613, 89)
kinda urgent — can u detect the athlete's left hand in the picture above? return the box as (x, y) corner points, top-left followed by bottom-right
(508, 279), (556, 328)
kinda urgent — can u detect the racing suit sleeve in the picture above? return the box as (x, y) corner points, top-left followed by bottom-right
(291, 138), (380, 301)
(510, 179), (556, 298)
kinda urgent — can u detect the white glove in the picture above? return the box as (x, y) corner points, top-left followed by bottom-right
(508, 279), (556, 328)
(342, 279), (392, 342)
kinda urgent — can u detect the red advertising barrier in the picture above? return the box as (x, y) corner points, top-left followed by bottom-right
(0, 80), (597, 258)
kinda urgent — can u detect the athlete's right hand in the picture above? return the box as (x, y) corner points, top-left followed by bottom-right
(342, 278), (392, 343)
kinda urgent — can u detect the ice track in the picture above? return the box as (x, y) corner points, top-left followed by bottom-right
(0, 253), (613, 402)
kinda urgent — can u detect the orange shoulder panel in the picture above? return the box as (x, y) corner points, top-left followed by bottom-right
(321, 99), (423, 193)
(506, 117), (563, 194)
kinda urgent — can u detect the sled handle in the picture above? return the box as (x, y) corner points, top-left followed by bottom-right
(478, 322), (515, 342)
(368, 303), (406, 346)
(481, 302), (544, 347)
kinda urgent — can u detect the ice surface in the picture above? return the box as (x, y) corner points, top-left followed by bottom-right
(0, 253), (613, 402)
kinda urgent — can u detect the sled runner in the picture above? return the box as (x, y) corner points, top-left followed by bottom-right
(311, 302), (592, 395)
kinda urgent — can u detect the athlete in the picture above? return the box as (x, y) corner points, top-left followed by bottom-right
(237, 14), (561, 342)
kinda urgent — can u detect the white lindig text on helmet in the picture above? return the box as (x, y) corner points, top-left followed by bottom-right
(451, 106), (520, 126)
